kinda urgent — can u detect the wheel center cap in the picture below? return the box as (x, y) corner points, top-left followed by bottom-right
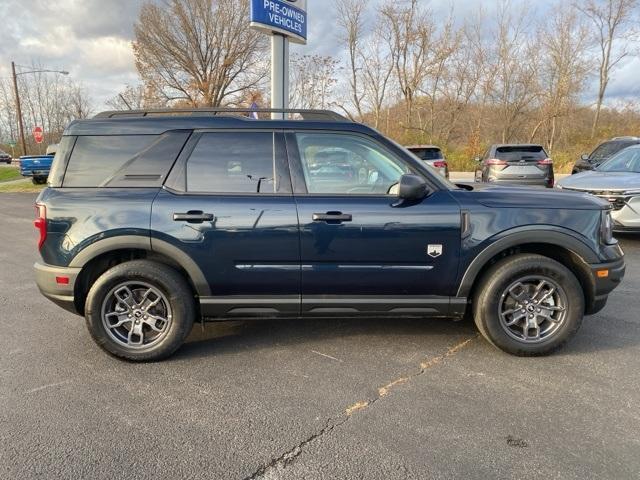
(527, 305), (535, 312)
(134, 310), (143, 318)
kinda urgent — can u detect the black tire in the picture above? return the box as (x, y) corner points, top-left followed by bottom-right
(32, 176), (47, 185)
(472, 254), (584, 356)
(85, 260), (196, 361)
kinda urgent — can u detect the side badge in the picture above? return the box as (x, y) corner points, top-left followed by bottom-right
(427, 244), (443, 258)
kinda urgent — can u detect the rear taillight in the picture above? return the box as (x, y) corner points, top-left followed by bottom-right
(432, 160), (448, 168)
(485, 159), (507, 170)
(537, 158), (553, 166)
(34, 203), (47, 250)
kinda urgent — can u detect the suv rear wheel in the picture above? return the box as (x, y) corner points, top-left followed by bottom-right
(85, 260), (195, 361)
(473, 254), (584, 356)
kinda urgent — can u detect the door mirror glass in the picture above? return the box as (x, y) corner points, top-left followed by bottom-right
(397, 174), (428, 201)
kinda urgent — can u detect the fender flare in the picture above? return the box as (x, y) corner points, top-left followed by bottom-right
(456, 228), (598, 298)
(69, 235), (211, 296)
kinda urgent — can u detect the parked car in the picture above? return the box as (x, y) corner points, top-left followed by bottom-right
(19, 145), (57, 184)
(558, 144), (640, 232)
(406, 145), (449, 178)
(572, 137), (640, 174)
(475, 144), (554, 188)
(0, 149), (11, 164)
(34, 108), (624, 361)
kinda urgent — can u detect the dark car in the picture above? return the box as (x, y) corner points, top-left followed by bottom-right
(34, 108), (624, 361)
(0, 149), (11, 164)
(572, 137), (640, 174)
(406, 145), (449, 178)
(475, 144), (554, 188)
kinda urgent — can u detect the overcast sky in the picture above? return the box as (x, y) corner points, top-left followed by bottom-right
(1, 0), (638, 110)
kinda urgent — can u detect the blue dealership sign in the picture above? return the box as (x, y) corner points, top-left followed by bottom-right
(250, 0), (307, 44)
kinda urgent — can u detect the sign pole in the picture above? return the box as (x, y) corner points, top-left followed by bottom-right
(271, 33), (289, 120)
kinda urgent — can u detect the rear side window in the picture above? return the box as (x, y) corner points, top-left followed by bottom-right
(409, 148), (443, 160)
(48, 136), (76, 187)
(62, 132), (189, 188)
(495, 146), (547, 162)
(186, 132), (275, 193)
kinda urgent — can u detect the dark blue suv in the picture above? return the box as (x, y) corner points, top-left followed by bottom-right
(34, 109), (625, 361)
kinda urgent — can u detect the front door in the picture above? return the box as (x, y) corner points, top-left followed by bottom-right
(151, 130), (300, 318)
(287, 131), (462, 317)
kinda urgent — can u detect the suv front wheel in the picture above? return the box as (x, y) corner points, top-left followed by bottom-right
(473, 254), (585, 356)
(85, 260), (195, 361)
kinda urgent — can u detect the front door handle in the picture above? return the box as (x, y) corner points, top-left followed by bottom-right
(312, 212), (353, 223)
(173, 211), (215, 223)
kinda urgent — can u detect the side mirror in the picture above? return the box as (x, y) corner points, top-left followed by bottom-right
(581, 154), (589, 161)
(397, 174), (429, 201)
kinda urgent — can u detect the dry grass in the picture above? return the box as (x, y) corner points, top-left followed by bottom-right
(0, 179), (44, 193)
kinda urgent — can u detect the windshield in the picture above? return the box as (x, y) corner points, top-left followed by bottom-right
(597, 147), (640, 173)
(590, 141), (636, 162)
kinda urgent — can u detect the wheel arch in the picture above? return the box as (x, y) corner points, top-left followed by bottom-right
(458, 230), (598, 310)
(70, 235), (210, 315)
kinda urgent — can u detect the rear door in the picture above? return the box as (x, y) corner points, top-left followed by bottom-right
(151, 130), (301, 318)
(287, 131), (462, 317)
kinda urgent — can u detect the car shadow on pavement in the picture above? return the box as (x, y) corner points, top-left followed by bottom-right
(174, 316), (478, 361)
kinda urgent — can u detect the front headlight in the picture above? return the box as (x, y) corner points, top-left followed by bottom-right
(601, 210), (615, 245)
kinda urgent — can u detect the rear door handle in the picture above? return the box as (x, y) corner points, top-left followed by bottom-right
(173, 211), (214, 223)
(312, 212), (353, 223)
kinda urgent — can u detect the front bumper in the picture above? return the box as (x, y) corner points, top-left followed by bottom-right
(34, 262), (81, 315)
(611, 198), (640, 231)
(586, 257), (626, 315)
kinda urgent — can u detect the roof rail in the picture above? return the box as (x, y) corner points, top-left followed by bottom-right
(94, 108), (351, 122)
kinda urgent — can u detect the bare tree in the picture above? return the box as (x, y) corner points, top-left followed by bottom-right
(133, 0), (268, 107)
(576, 0), (638, 137)
(290, 55), (340, 110)
(359, 17), (395, 129)
(489, 1), (541, 143)
(381, 0), (433, 128)
(531, 6), (590, 151)
(336, 0), (367, 120)
(0, 62), (91, 153)
(106, 84), (149, 110)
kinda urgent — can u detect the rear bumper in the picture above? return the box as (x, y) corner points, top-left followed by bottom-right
(488, 177), (552, 187)
(34, 262), (81, 315)
(586, 257), (625, 315)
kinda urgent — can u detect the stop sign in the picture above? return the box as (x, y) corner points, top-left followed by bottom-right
(33, 126), (44, 144)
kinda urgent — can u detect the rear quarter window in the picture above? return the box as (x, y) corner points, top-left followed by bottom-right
(62, 132), (190, 188)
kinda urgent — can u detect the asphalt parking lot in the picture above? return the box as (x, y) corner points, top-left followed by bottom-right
(1, 193), (639, 479)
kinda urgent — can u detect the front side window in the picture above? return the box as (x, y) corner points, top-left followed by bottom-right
(295, 133), (410, 194)
(186, 132), (275, 193)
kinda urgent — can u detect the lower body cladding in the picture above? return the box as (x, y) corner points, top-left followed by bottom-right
(35, 259), (625, 321)
(198, 295), (469, 320)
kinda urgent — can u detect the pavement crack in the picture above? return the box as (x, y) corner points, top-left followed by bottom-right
(245, 335), (477, 479)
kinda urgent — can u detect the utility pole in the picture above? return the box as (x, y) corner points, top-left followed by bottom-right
(11, 61), (27, 157)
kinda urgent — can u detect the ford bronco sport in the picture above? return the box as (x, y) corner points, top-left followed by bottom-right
(34, 109), (625, 361)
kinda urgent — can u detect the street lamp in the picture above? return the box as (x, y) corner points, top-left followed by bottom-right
(11, 62), (69, 156)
